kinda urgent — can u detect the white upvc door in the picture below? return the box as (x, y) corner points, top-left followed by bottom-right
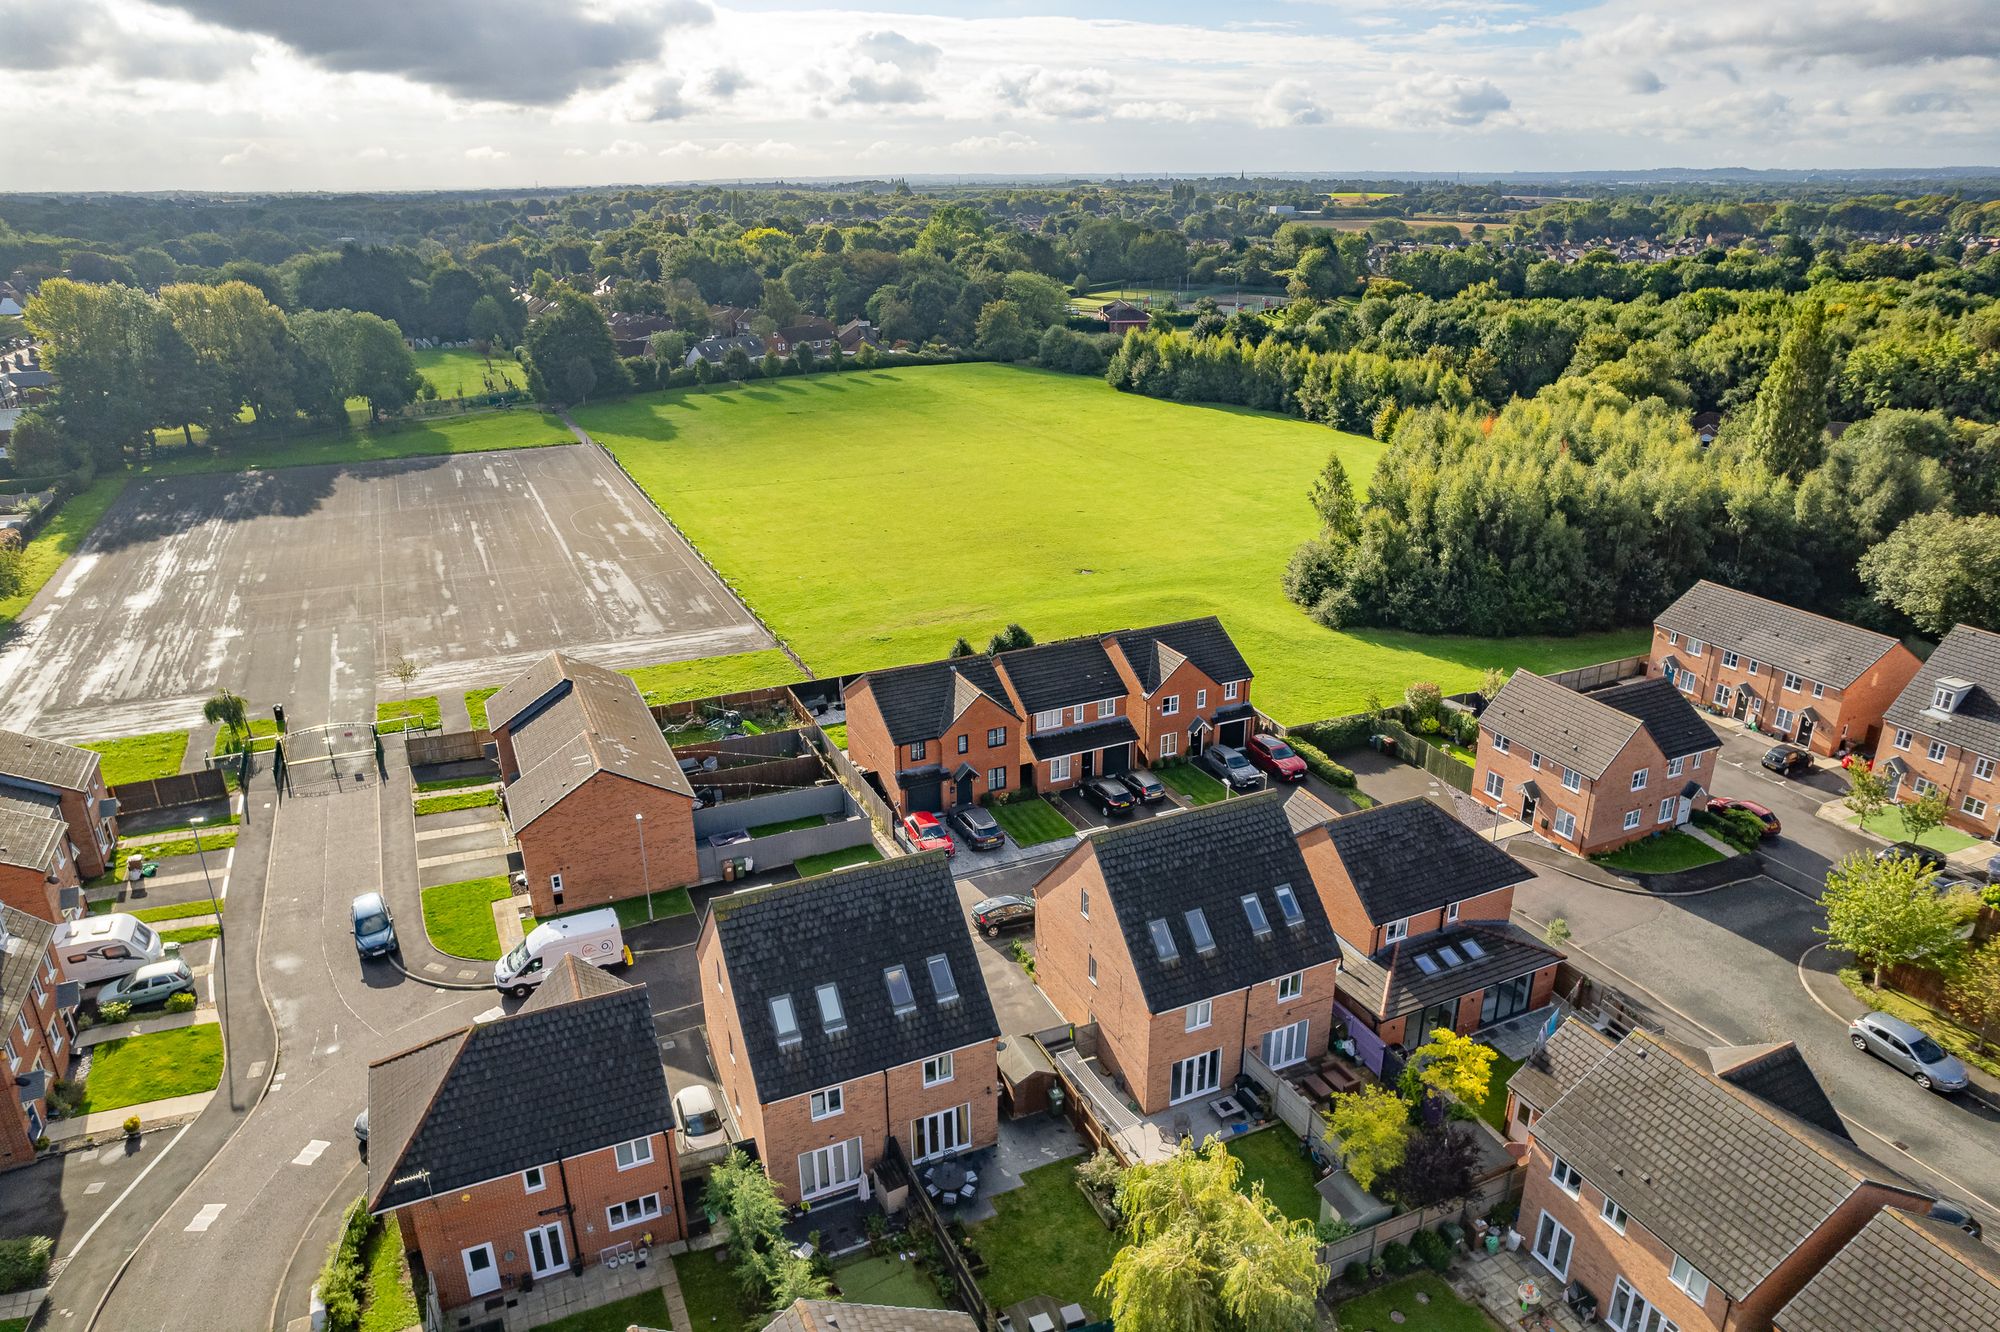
(913, 1104), (971, 1161)
(1532, 1211), (1574, 1281)
(1169, 1049), (1221, 1104)
(462, 1243), (501, 1297)
(1261, 1019), (1311, 1070)
(525, 1222), (568, 1279)
(799, 1136), (864, 1200)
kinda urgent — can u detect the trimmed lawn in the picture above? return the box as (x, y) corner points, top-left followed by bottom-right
(79, 1024), (224, 1113)
(832, 1253), (949, 1309)
(1854, 807), (1980, 854)
(213, 719), (280, 756)
(414, 773), (499, 793)
(79, 731), (189, 786)
(970, 1157), (1121, 1314)
(359, 1219), (420, 1332)
(986, 798), (1074, 847)
(1475, 1050), (1523, 1133)
(414, 347), (527, 398)
(1591, 830), (1723, 874)
(1225, 1124), (1323, 1225)
(0, 477), (126, 633)
(465, 687), (501, 731)
(376, 696), (442, 733)
(92, 899), (222, 923)
(127, 828), (238, 860)
(526, 1290), (673, 1332)
(576, 365), (1645, 723)
(820, 721), (848, 749)
(749, 813), (827, 837)
(621, 649), (803, 705)
(161, 923), (221, 945)
(421, 875), (519, 960)
(676, 1248), (763, 1331)
(124, 812), (241, 840)
(414, 789), (499, 816)
(132, 409), (572, 478)
(1157, 760), (1228, 806)
(601, 889), (692, 931)
(794, 844), (883, 877)
(1336, 1273), (1501, 1332)
(1838, 967), (2000, 1080)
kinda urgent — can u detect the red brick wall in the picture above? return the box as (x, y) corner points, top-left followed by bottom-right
(396, 1133), (684, 1310)
(57, 762), (115, 879)
(0, 942), (75, 1171)
(1032, 847), (1154, 1100)
(514, 773), (698, 916)
(1473, 724), (1716, 855)
(1128, 960), (1340, 1113)
(1296, 825), (1374, 949)
(1870, 725), (2000, 838)
(924, 695), (1021, 809)
(1649, 628), (1919, 757)
(842, 679), (903, 813)
(1117, 656), (1227, 765)
(0, 842), (77, 923)
(698, 917), (769, 1156)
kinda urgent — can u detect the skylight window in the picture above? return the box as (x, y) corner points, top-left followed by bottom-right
(1184, 908), (1216, 955)
(1461, 938), (1486, 959)
(1241, 894), (1271, 938)
(1437, 945), (1464, 967)
(1413, 954), (1440, 975)
(884, 965), (916, 1015)
(927, 954), (959, 1004)
(1274, 882), (1304, 927)
(816, 983), (846, 1033)
(1149, 918), (1179, 962)
(771, 994), (800, 1047)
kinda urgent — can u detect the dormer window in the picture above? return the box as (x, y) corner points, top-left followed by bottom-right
(1149, 919), (1179, 962)
(1273, 883), (1304, 927)
(1184, 908), (1216, 955)
(1241, 894), (1271, 938)
(884, 965), (916, 1015)
(816, 983), (846, 1033)
(926, 954), (959, 1004)
(1933, 679), (1972, 714)
(771, 994), (801, 1048)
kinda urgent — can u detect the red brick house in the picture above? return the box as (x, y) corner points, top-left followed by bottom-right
(488, 653), (699, 917)
(841, 656), (1023, 815)
(999, 636), (1142, 800)
(1652, 581), (1921, 757)
(699, 854), (1001, 1205)
(1099, 300), (1148, 334)
(1296, 797), (1562, 1054)
(0, 729), (118, 881)
(1870, 623), (2000, 838)
(1106, 617), (1255, 763)
(0, 905), (79, 1167)
(1774, 1206), (2000, 1332)
(0, 806), (80, 923)
(1033, 793), (1343, 1112)
(366, 958), (685, 1313)
(1497, 1016), (1611, 1144)
(1473, 672), (1722, 855)
(765, 319), (837, 357)
(1520, 1030), (1933, 1332)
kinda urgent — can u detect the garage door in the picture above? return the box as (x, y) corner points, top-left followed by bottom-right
(905, 777), (943, 813)
(1099, 743), (1131, 775)
(1219, 719), (1250, 749)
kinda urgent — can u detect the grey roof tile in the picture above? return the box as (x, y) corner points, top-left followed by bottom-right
(0, 906), (54, 1027)
(1776, 1208), (2000, 1332)
(1590, 677), (1724, 762)
(1882, 624), (2000, 761)
(1338, 920), (1563, 1020)
(1110, 616), (1252, 695)
(0, 807), (63, 873)
(1656, 581), (1902, 689)
(1506, 1017), (1613, 1113)
(1281, 786), (1338, 834)
(1482, 671), (1717, 781)
(764, 1301), (980, 1332)
(994, 637), (1126, 716)
(1321, 797), (1533, 925)
(0, 729), (99, 792)
(850, 657), (1015, 746)
(499, 653), (693, 832)
(1026, 716), (1137, 761)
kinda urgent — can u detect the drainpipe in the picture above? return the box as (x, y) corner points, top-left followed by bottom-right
(552, 1150), (583, 1275)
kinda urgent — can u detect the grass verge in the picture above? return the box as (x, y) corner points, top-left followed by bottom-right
(134, 409), (572, 477)
(1474, 1050), (1523, 1134)
(375, 696), (442, 733)
(421, 875), (518, 960)
(1853, 807), (1981, 854)
(0, 477), (125, 634)
(414, 773), (499, 793)
(1224, 1124), (1323, 1226)
(359, 1218), (420, 1332)
(621, 649), (804, 706)
(1336, 1273), (1500, 1332)
(970, 1157), (1121, 1315)
(1590, 830), (1723, 874)
(213, 719), (280, 756)
(414, 790), (500, 817)
(793, 844), (884, 877)
(985, 798), (1074, 847)
(748, 813), (828, 837)
(1837, 967), (2000, 1080)
(1157, 760), (1228, 806)
(123, 828), (238, 861)
(161, 923), (221, 945)
(79, 731), (189, 786)
(465, 687), (500, 731)
(78, 1024), (224, 1113)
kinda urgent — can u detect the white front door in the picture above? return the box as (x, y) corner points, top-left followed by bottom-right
(1170, 1049), (1221, 1104)
(525, 1222), (567, 1279)
(1261, 1019), (1311, 1069)
(462, 1243), (500, 1297)
(913, 1104), (971, 1162)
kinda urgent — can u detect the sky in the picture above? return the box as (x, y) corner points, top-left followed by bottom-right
(0, 0), (1995, 192)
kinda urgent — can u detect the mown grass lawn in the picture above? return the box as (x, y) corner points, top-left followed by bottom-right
(986, 797), (1075, 847)
(127, 828), (238, 860)
(1336, 1273), (1500, 1332)
(793, 844), (883, 877)
(1475, 1049), (1524, 1133)
(465, 687), (501, 730)
(970, 1158), (1121, 1315)
(1854, 806), (1980, 853)
(1225, 1124), (1324, 1225)
(414, 773), (499, 793)
(413, 789), (499, 816)
(375, 696), (441, 732)
(213, 719), (281, 756)
(132, 408), (572, 478)
(820, 721), (848, 749)
(1157, 759), (1228, 806)
(80, 1024), (224, 1113)
(832, 1253), (948, 1309)
(0, 477), (126, 633)
(748, 813), (827, 837)
(79, 731), (189, 786)
(90, 898), (222, 923)
(526, 1290), (673, 1332)
(161, 923), (221, 945)
(421, 875), (519, 960)
(414, 347), (526, 398)
(576, 365), (1645, 723)
(675, 1249), (763, 1331)
(1591, 829), (1724, 874)
(621, 649), (802, 705)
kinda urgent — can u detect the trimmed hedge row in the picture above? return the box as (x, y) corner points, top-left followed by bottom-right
(317, 1197), (371, 1331)
(1287, 737), (1355, 788)
(1288, 714), (1375, 753)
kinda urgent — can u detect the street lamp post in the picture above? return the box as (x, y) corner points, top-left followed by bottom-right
(189, 815), (222, 931)
(635, 812), (652, 922)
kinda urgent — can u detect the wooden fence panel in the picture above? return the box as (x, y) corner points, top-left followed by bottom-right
(110, 770), (227, 814)
(405, 730), (493, 766)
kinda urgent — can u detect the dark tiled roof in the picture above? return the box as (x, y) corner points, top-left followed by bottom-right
(1026, 716), (1137, 761)
(1776, 1208), (2000, 1332)
(499, 653), (693, 832)
(1589, 677), (1723, 762)
(711, 853), (1000, 1105)
(0, 906), (54, 1027)
(1110, 617), (1252, 695)
(1083, 792), (1340, 1014)
(1656, 580), (1901, 689)
(1281, 787), (1338, 834)
(367, 960), (673, 1211)
(850, 657), (1014, 746)
(0, 807), (62, 872)
(1708, 1042), (1849, 1140)
(765, 1301), (980, 1332)
(1532, 1032), (1905, 1297)
(1883, 624), (2000, 761)
(994, 637), (1126, 716)
(1338, 920), (1562, 1020)
(1506, 1017), (1613, 1114)
(1483, 671), (1717, 781)
(1321, 797), (1533, 926)
(0, 729), (98, 792)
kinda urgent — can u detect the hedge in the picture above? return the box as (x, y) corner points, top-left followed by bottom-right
(0, 1236), (52, 1294)
(317, 1197), (371, 1331)
(1288, 714), (1375, 753)
(1288, 738), (1355, 788)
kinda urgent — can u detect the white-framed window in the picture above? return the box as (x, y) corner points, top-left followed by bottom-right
(1446, 901), (1460, 922)
(1915, 776), (1938, 797)
(1659, 797), (1676, 823)
(1561, 767), (1582, 793)
(1186, 999), (1212, 1031)
(1034, 709), (1062, 730)
(1530, 752), (1542, 770)
(1667, 631), (1679, 645)
(1550, 1156), (1583, 1197)
(30, 974), (43, 1005)
(1049, 755), (1071, 782)
(1713, 684), (1730, 708)
(923, 1052), (954, 1086)
(1783, 672), (1802, 692)
(1975, 755), (1995, 782)
(1692, 752), (1702, 768)
(1669, 1255), (1711, 1305)
(1554, 809), (1578, 840)
(1097, 698), (1116, 719)
(614, 1137), (654, 1170)
(957, 734), (969, 755)
(1722, 650), (1738, 668)
(1384, 918), (1408, 944)
(1494, 733), (1511, 755)
(799, 1137), (864, 1199)
(1196, 688), (1208, 709)
(1623, 810), (1641, 831)
(549, 872), (564, 903)
(1686, 638), (1703, 656)
(1747, 658), (1759, 674)
(1484, 770), (1504, 799)
(1224, 681), (1240, 701)
(1965, 795), (1990, 820)
(810, 1085), (845, 1119)
(1812, 682), (1825, 698)
(1532, 1212), (1574, 1281)
(46, 1021), (61, 1056)
(988, 766), (1007, 791)
(1161, 695), (1180, 717)
(1929, 738), (1948, 762)
(1274, 883), (1304, 926)
(1071, 705), (1086, 724)
(1159, 731), (1178, 758)
(909, 741), (927, 761)
(1087, 953), (1097, 986)
(1276, 971), (1303, 1001)
(1667, 756), (1684, 777)
(1600, 1196), (1628, 1234)
(1775, 707), (1794, 732)
(606, 1193), (662, 1229)
(1895, 728), (1912, 750)
(1170, 1049), (1221, 1103)
(1630, 768), (1648, 791)
(1080, 887), (1089, 918)
(1261, 1019), (1311, 1069)
(1607, 1277), (1679, 1332)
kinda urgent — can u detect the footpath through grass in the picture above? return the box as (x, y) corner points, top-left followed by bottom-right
(79, 1023), (224, 1113)
(0, 476), (126, 632)
(576, 365), (1644, 722)
(79, 731), (189, 786)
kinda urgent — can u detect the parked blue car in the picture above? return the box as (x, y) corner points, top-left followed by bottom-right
(351, 892), (398, 958)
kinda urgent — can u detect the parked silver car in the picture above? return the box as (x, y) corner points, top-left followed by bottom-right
(1200, 744), (1264, 791)
(1849, 1011), (1968, 1093)
(97, 958), (195, 1008)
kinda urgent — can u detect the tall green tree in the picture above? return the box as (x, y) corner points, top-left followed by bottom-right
(24, 278), (165, 464)
(1946, 940), (2000, 1053)
(1324, 1085), (1409, 1192)
(1307, 452), (1358, 540)
(1742, 297), (1832, 479)
(1819, 851), (1969, 986)
(523, 290), (629, 403)
(1860, 511), (2000, 634)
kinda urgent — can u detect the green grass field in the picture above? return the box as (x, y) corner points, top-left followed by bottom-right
(576, 366), (1643, 723)
(465, 687), (500, 730)
(971, 1157), (1121, 1314)
(79, 731), (189, 786)
(794, 844), (883, 877)
(1337, 1273), (1499, 1332)
(1157, 760), (1228, 806)
(622, 649), (802, 705)
(413, 347), (526, 398)
(413, 789), (499, 816)
(1591, 830), (1724, 874)
(421, 875), (519, 960)
(78, 1024), (224, 1113)
(132, 409), (571, 479)
(375, 696), (441, 732)
(213, 718), (280, 755)
(0, 476), (126, 633)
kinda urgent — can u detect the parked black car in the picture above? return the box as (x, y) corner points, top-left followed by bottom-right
(1081, 775), (1137, 816)
(1122, 768), (1167, 804)
(1876, 841), (1946, 874)
(972, 894), (1035, 936)
(1760, 744), (1814, 777)
(948, 804), (1006, 851)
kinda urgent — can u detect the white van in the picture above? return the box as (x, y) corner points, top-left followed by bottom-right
(494, 909), (627, 996)
(54, 913), (165, 985)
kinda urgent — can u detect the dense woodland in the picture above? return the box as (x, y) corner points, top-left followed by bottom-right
(6, 174), (2000, 639)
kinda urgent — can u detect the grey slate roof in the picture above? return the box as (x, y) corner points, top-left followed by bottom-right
(1026, 717), (1137, 761)
(1320, 797), (1533, 926)
(1281, 786), (1339, 834)
(1882, 624), (2000, 761)
(1337, 920), (1563, 1021)
(1655, 580), (1901, 689)
(1506, 1017), (1613, 1114)
(0, 906), (54, 1029)
(0, 788), (62, 822)
(1776, 1208), (2000, 1332)
(994, 637), (1126, 716)
(367, 958), (671, 1211)
(0, 807), (62, 872)
(1110, 616), (1252, 695)
(0, 729), (98, 792)
(850, 657), (1015, 746)
(498, 653), (693, 832)
(1531, 1032), (1910, 1299)
(1081, 792), (1340, 1014)
(1482, 671), (1718, 781)
(764, 1301), (980, 1332)
(711, 853), (1000, 1106)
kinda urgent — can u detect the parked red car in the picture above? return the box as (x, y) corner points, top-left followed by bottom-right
(901, 811), (956, 856)
(1246, 734), (1309, 784)
(1706, 796), (1780, 837)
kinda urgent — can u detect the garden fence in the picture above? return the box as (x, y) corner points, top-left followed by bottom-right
(405, 730), (492, 766)
(1242, 1051), (1337, 1154)
(1544, 655), (1647, 693)
(1376, 721), (1475, 793)
(1316, 1171), (1523, 1275)
(109, 769), (226, 814)
(882, 1135), (1000, 1331)
(815, 729), (899, 848)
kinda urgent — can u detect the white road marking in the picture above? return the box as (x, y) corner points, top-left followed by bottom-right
(84, 1181), (105, 1195)
(184, 1203), (226, 1232)
(61, 1121), (196, 1265)
(292, 1140), (331, 1166)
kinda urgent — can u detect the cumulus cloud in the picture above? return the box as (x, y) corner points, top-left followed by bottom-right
(949, 130), (1040, 156)
(151, 0), (714, 105)
(464, 144), (509, 161)
(0, 0), (253, 80)
(1577, 0), (2000, 69)
(1258, 79), (1325, 127)
(1370, 73), (1511, 127)
(638, 76), (690, 122)
(991, 66), (1112, 119)
(839, 30), (941, 104)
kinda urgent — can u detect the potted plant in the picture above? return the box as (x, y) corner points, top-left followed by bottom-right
(123, 1115), (142, 1139)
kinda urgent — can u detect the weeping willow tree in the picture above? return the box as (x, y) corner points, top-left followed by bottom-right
(1099, 1139), (1327, 1332)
